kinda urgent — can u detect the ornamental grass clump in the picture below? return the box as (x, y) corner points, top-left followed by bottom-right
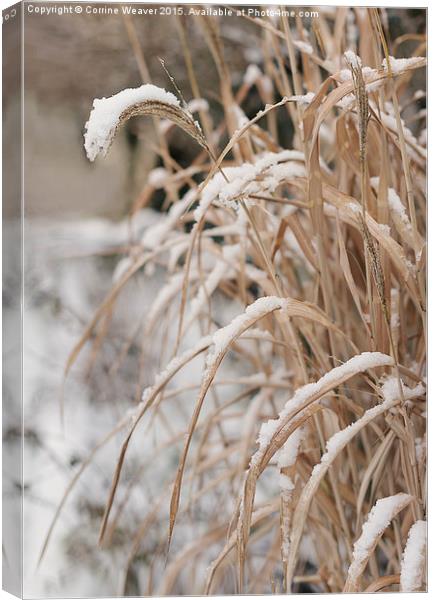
(42, 8), (426, 595)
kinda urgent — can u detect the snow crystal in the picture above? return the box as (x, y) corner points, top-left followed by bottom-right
(400, 520), (426, 592)
(370, 180), (411, 230)
(84, 84), (179, 161)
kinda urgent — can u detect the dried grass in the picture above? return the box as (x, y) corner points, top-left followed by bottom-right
(43, 7), (426, 595)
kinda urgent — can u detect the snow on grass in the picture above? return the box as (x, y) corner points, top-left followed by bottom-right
(344, 50), (361, 68)
(194, 150), (305, 221)
(256, 352), (394, 452)
(84, 84), (179, 161)
(289, 92), (316, 105)
(400, 520), (427, 592)
(388, 188), (411, 229)
(206, 296), (286, 367)
(346, 493), (413, 586)
(317, 377), (424, 471)
(277, 427), (305, 470)
(279, 473), (295, 492)
(383, 55), (425, 74)
(339, 65), (375, 82)
(380, 376), (425, 404)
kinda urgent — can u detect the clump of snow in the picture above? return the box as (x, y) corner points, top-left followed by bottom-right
(370, 176), (379, 189)
(339, 65), (375, 82)
(388, 188), (411, 230)
(400, 520), (427, 592)
(380, 376), (425, 404)
(289, 92), (316, 105)
(344, 50), (361, 68)
(383, 56), (425, 75)
(84, 84), (180, 161)
(338, 93), (356, 109)
(369, 179), (412, 230)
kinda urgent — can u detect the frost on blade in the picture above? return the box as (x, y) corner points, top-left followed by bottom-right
(400, 520), (426, 592)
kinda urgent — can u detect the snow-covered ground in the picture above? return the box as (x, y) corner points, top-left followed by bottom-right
(3, 212), (248, 597)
